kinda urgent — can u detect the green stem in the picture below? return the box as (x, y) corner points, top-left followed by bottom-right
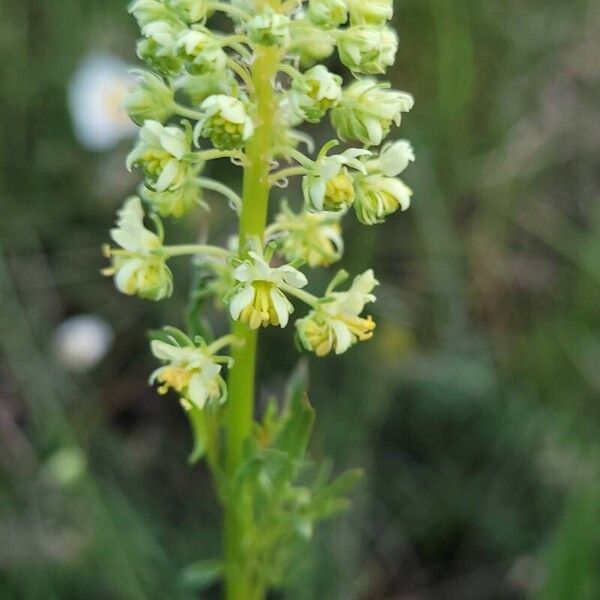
(196, 177), (243, 212)
(224, 39), (281, 600)
(160, 244), (229, 258)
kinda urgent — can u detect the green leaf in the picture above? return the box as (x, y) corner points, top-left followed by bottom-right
(274, 361), (315, 462)
(178, 559), (223, 591)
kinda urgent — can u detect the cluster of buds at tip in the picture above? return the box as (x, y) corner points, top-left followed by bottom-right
(103, 0), (417, 411)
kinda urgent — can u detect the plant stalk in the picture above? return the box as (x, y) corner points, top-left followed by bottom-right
(224, 39), (280, 600)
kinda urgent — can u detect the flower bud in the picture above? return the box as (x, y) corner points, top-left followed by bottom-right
(296, 270), (378, 356)
(150, 329), (229, 409)
(168, 0), (210, 23)
(247, 7), (290, 47)
(137, 20), (184, 76)
(307, 0), (348, 28)
(103, 197), (173, 301)
(269, 203), (344, 267)
(367, 139), (415, 177)
(347, 0), (393, 25)
(337, 26), (397, 74)
(354, 140), (415, 224)
(179, 72), (237, 105)
(289, 65), (343, 124)
(127, 120), (193, 191)
(289, 20), (335, 67)
(125, 71), (174, 125)
(331, 79), (414, 146)
(354, 175), (412, 224)
(129, 0), (173, 28)
(178, 28), (228, 74)
(141, 178), (205, 217)
(194, 95), (254, 150)
(303, 144), (370, 211)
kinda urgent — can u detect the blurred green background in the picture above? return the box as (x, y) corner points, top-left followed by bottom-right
(1, 0), (599, 598)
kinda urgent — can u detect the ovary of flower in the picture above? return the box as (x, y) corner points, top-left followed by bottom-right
(337, 26), (397, 75)
(303, 145), (370, 212)
(289, 65), (343, 124)
(150, 339), (226, 409)
(229, 251), (308, 329)
(354, 140), (415, 224)
(127, 120), (192, 192)
(194, 95), (255, 150)
(297, 270), (379, 356)
(331, 79), (414, 147)
(104, 196), (173, 300)
(269, 204), (344, 268)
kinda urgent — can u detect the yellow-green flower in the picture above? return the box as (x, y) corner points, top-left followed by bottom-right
(268, 202), (344, 267)
(229, 247), (308, 329)
(141, 178), (206, 217)
(103, 196), (173, 300)
(331, 79), (414, 146)
(289, 19), (336, 67)
(150, 329), (231, 409)
(347, 0), (393, 25)
(337, 26), (397, 75)
(289, 65), (343, 124)
(137, 20), (185, 76)
(302, 142), (370, 212)
(178, 28), (228, 74)
(247, 7), (290, 47)
(354, 140), (415, 224)
(129, 0), (174, 28)
(127, 120), (194, 191)
(125, 70), (174, 125)
(296, 270), (378, 356)
(169, 0), (210, 23)
(307, 0), (348, 28)
(194, 95), (254, 150)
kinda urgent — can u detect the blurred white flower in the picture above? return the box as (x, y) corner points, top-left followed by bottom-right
(68, 53), (136, 151)
(51, 315), (114, 372)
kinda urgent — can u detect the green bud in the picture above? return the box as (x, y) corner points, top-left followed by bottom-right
(141, 178), (205, 217)
(289, 20), (336, 67)
(307, 0), (348, 28)
(179, 71), (238, 105)
(347, 0), (393, 25)
(167, 0), (210, 23)
(129, 0), (174, 28)
(137, 20), (184, 76)
(353, 140), (414, 224)
(331, 79), (414, 147)
(337, 25), (397, 74)
(127, 120), (194, 191)
(354, 174), (412, 225)
(193, 95), (254, 150)
(289, 65), (342, 123)
(247, 7), (290, 47)
(125, 71), (174, 125)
